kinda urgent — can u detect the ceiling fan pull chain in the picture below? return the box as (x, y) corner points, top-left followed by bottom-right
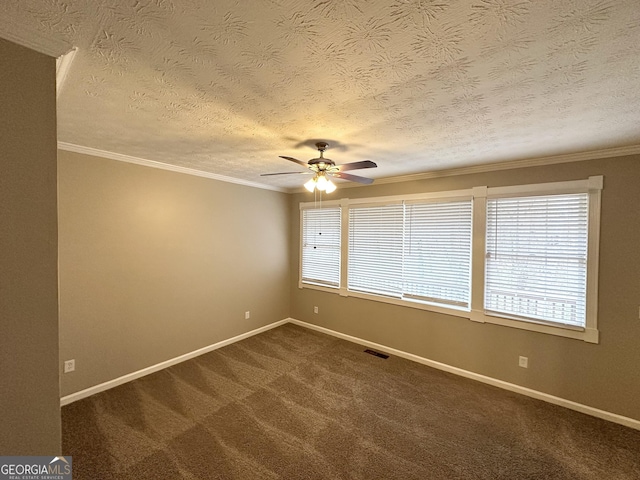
(319, 190), (323, 239)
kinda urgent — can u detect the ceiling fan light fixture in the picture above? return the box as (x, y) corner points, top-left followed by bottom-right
(303, 173), (336, 193)
(315, 174), (329, 191)
(304, 178), (316, 192)
(325, 179), (336, 193)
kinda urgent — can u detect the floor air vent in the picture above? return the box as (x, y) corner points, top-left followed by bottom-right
(364, 349), (389, 359)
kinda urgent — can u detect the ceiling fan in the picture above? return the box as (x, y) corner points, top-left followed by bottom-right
(261, 142), (377, 193)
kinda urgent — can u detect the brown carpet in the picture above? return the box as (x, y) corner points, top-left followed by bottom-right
(62, 323), (640, 479)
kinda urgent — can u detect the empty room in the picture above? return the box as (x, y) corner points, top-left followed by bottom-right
(2, 1), (640, 479)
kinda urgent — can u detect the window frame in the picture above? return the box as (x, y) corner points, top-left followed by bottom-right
(347, 201), (406, 299)
(298, 199), (345, 294)
(298, 177), (603, 343)
(300, 205), (342, 289)
(345, 198), (474, 307)
(470, 177), (602, 343)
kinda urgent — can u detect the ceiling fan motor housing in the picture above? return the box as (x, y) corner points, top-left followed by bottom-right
(308, 158), (335, 167)
(308, 142), (335, 169)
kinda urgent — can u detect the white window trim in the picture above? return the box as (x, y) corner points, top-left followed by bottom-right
(298, 177), (603, 343)
(298, 200), (343, 291)
(471, 176), (602, 343)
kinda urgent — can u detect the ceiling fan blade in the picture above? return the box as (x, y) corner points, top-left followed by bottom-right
(260, 171), (313, 176)
(279, 156), (309, 167)
(333, 172), (374, 184)
(336, 160), (377, 172)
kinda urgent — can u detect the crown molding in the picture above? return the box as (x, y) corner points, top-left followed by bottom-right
(59, 142), (640, 196)
(56, 47), (77, 98)
(0, 15), (72, 57)
(57, 142), (289, 193)
(306, 144), (640, 193)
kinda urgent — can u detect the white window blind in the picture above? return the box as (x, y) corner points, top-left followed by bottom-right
(348, 204), (404, 297)
(301, 207), (341, 288)
(485, 193), (589, 327)
(347, 200), (472, 307)
(404, 200), (472, 307)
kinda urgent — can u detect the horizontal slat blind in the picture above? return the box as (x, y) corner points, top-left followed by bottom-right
(348, 204), (404, 297)
(301, 207), (341, 287)
(404, 200), (472, 307)
(485, 193), (589, 327)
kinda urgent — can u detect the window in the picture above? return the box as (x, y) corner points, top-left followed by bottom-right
(299, 176), (602, 343)
(485, 193), (588, 328)
(348, 204), (404, 297)
(301, 207), (341, 288)
(404, 200), (472, 307)
(347, 199), (472, 308)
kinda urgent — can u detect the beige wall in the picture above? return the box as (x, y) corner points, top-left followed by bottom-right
(290, 156), (640, 421)
(58, 150), (290, 396)
(0, 39), (60, 454)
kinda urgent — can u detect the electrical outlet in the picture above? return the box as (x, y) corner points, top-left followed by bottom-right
(64, 359), (75, 373)
(518, 356), (528, 368)
(245, 311), (250, 320)
(313, 306), (318, 314)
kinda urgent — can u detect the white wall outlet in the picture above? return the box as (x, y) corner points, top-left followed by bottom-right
(245, 311), (250, 320)
(518, 356), (528, 368)
(313, 306), (318, 314)
(64, 359), (75, 373)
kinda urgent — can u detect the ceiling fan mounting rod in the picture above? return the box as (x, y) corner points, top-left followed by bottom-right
(309, 141), (334, 168)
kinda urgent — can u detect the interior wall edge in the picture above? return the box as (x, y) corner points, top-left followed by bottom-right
(288, 319), (640, 431)
(0, 36), (61, 455)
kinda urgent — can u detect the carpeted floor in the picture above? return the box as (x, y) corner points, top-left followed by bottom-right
(63, 323), (640, 479)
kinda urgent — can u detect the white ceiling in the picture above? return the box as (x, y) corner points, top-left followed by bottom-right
(3, 0), (640, 190)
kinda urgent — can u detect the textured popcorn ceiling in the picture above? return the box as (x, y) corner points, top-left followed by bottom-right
(3, 0), (640, 189)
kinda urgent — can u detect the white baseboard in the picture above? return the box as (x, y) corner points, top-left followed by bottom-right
(60, 317), (640, 432)
(288, 318), (640, 431)
(60, 319), (289, 406)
